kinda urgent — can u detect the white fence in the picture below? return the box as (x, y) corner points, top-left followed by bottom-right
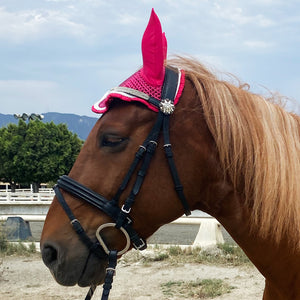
(0, 189), (54, 202)
(0, 191), (224, 247)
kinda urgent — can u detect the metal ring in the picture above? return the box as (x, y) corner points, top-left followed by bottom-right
(95, 223), (131, 256)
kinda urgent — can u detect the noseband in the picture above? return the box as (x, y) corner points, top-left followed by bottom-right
(53, 67), (191, 300)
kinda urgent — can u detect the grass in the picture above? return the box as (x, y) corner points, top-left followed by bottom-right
(161, 278), (234, 298)
(121, 243), (251, 269)
(144, 244), (250, 266)
(217, 243), (250, 265)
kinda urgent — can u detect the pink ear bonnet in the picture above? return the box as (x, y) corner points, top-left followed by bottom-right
(92, 9), (185, 114)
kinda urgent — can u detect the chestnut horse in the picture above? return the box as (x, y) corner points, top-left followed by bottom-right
(41, 10), (300, 300)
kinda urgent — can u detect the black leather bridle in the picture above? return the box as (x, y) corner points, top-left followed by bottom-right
(53, 67), (191, 300)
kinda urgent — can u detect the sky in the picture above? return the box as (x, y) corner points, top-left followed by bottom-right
(0, 0), (299, 117)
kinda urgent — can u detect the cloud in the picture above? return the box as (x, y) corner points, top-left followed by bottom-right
(0, 80), (60, 114)
(212, 3), (274, 28)
(117, 13), (141, 25)
(0, 79), (58, 92)
(0, 0), (299, 116)
(0, 6), (87, 43)
(0, 78), (102, 116)
(243, 40), (274, 49)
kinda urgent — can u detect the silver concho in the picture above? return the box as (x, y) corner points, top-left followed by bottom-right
(159, 99), (175, 115)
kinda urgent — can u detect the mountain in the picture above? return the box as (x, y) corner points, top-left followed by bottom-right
(0, 112), (98, 140)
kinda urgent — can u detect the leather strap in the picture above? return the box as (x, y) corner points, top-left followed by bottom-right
(162, 116), (191, 215)
(101, 251), (117, 300)
(54, 185), (108, 259)
(114, 112), (164, 229)
(56, 176), (147, 250)
(84, 251), (117, 300)
(161, 68), (191, 216)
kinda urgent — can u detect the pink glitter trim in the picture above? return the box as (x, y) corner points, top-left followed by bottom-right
(92, 69), (185, 114)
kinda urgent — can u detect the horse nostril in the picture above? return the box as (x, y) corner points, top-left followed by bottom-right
(42, 244), (58, 267)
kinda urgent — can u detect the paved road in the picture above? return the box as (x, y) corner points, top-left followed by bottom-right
(30, 221), (234, 245)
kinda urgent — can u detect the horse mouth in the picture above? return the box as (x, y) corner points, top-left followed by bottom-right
(77, 254), (107, 287)
(42, 242), (107, 287)
(50, 256), (107, 287)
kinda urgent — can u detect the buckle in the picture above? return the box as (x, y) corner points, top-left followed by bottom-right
(121, 204), (131, 214)
(133, 238), (147, 251)
(148, 140), (158, 146)
(106, 267), (116, 276)
(70, 219), (84, 234)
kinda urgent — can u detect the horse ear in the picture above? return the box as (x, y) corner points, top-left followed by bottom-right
(141, 9), (165, 86)
(162, 32), (167, 61)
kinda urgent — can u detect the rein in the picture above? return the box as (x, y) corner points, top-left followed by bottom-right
(53, 67), (191, 300)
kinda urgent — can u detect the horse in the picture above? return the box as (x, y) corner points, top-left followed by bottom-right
(40, 9), (300, 300)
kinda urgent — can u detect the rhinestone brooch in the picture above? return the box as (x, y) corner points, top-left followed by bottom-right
(159, 99), (175, 115)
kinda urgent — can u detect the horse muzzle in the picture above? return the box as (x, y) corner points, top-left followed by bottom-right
(41, 239), (108, 287)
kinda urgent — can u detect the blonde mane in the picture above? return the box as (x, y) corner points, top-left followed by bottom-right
(170, 57), (300, 247)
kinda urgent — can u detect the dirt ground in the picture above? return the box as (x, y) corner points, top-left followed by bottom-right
(0, 248), (265, 300)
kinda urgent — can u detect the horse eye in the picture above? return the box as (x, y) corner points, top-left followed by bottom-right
(101, 134), (126, 148)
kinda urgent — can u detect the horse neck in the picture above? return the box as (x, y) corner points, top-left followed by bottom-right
(213, 191), (300, 299)
(177, 78), (300, 298)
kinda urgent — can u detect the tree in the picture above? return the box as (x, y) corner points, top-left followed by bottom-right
(0, 120), (83, 191)
(0, 121), (27, 191)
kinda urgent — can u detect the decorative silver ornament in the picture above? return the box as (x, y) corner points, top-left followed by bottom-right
(159, 99), (175, 115)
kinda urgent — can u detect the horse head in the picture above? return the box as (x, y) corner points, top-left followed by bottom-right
(40, 9), (226, 288)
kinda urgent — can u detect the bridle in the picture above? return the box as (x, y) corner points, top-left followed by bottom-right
(53, 67), (191, 300)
